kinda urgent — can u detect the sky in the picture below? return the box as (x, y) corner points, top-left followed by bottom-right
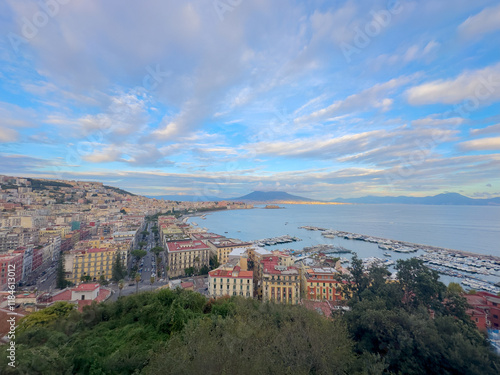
(0, 0), (499, 200)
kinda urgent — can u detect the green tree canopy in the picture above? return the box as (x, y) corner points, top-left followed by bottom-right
(112, 252), (126, 282)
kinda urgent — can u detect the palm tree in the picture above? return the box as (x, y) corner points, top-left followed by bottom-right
(150, 275), (155, 291)
(118, 279), (124, 298)
(135, 273), (141, 294)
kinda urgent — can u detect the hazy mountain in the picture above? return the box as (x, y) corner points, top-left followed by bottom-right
(230, 191), (314, 202)
(146, 195), (222, 202)
(332, 192), (500, 206)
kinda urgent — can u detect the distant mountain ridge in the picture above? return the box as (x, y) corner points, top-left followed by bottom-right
(146, 194), (222, 202)
(332, 192), (500, 206)
(230, 191), (314, 202)
(147, 191), (500, 205)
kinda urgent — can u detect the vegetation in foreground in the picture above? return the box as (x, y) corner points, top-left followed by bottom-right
(1, 258), (499, 374)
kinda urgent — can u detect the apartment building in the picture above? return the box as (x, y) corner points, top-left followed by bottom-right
(302, 267), (342, 302)
(166, 240), (210, 278)
(207, 238), (253, 265)
(65, 248), (119, 284)
(0, 253), (23, 288)
(261, 256), (300, 305)
(208, 261), (253, 298)
(466, 292), (500, 330)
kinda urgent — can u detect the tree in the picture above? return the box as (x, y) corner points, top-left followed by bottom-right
(112, 252), (125, 282)
(396, 258), (446, 311)
(447, 282), (464, 295)
(338, 253), (369, 301)
(118, 280), (124, 298)
(17, 301), (75, 333)
(151, 246), (163, 256)
(80, 275), (91, 282)
(150, 276), (155, 291)
(131, 249), (147, 262)
(184, 267), (195, 277)
(138, 241), (147, 249)
(99, 275), (108, 286)
(56, 255), (68, 289)
(135, 273), (141, 294)
(209, 255), (220, 269)
(141, 230), (150, 237)
(120, 208), (127, 215)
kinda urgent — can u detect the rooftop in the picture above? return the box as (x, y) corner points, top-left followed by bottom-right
(209, 239), (252, 248)
(74, 283), (100, 291)
(209, 266), (253, 279)
(166, 240), (210, 252)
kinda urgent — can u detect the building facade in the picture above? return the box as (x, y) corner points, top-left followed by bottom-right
(166, 240), (210, 278)
(208, 264), (253, 298)
(261, 256), (300, 304)
(207, 238), (253, 265)
(65, 248), (118, 284)
(302, 267), (342, 302)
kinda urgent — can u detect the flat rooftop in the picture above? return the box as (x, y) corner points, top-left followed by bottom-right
(167, 240), (210, 252)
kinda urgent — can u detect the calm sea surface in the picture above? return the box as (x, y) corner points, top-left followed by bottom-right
(189, 204), (500, 256)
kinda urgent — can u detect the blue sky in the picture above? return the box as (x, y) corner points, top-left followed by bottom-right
(0, 0), (499, 200)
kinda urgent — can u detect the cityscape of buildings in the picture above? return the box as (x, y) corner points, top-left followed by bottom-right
(1, 173), (499, 344)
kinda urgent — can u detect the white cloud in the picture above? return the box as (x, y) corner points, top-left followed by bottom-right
(458, 3), (500, 39)
(459, 136), (500, 151)
(0, 127), (18, 142)
(406, 62), (500, 105)
(470, 123), (500, 136)
(295, 76), (414, 125)
(376, 40), (440, 67)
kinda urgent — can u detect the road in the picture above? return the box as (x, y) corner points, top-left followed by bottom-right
(27, 221), (166, 295)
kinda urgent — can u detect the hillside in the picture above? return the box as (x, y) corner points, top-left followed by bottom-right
(2, 259), (500, 374)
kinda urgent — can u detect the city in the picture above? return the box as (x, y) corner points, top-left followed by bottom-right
(1, 0), (500, 373)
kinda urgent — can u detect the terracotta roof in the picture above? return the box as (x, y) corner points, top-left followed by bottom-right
(209, 268), (253, 279)
(49, 289), (72, 302)
(75, 283), (100, 291)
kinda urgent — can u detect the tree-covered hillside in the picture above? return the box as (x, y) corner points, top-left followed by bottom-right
(1, 258), (499, 374)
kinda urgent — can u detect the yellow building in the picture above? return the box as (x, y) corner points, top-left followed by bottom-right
(65, 247), (122, 284)
(39, 226), (71, 238)
(208, 260), (254, 298)
(166, 240), (210, 278)
(207, 238), (253, 265)
(261, 256), (300, 304)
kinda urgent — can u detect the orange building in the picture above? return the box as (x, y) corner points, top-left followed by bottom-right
(302, 267), (342, 302)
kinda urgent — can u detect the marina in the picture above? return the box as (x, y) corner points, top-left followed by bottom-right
(253, 234), (301, 247)
(297, 226), (500, 293)
(187, 205), (500, 293)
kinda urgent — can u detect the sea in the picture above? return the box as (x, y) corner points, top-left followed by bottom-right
(187, 204), (500, 286)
